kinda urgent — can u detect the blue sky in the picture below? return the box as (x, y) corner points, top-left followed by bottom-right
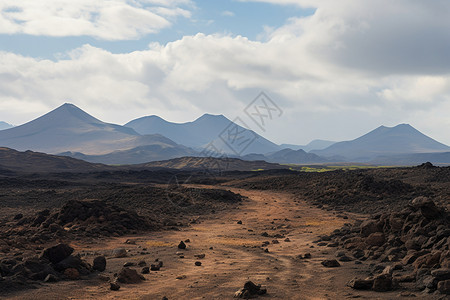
(0, 1), (312, 59)
(0, 0), (450, 145)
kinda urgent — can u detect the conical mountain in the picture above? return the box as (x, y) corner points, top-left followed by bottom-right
(312, 124), (450, 161)
(0, 103), (188, 155)
(125, 113), (281, 155)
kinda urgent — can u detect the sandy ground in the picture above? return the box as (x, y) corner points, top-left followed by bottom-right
(6, 187), (430, 300)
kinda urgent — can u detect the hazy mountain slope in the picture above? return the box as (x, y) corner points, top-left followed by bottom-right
(137, 156), (288, 171)
(312, 124), (450, 161)
(280, 140), (336, 152)
(371, 152), (450, 166)
(62, 144), (198, 165)
(266, 148), (329, 164)
(0, 103), (193, 156)
(0, 122), (13, 131)
(0, 147), (108, 173)
(125, 114), (281, 155)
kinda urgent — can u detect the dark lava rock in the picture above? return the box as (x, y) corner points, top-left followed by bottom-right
(195, 261), (202, 266)
(431, 268), (450, 281)
(116, 267), (145, 284)
(372, 274), (395, 292)
(321, 259), (340, 268)
(178, 241), (186, 249)
(437, 280), (450, 295)
(123, 262), (135, 267)
(141, 267), (150, 274)
(234, 281), (267, 298)
(55, 255), (92, 276)
(110, 282), (121, 291)
(150, 264), (160, 271)
(11, 258), (58, 281)
(44, 274), (58, 282)
(347, 278), (373, 290)
(93, 256), (106, 272)
(41, 244), (74, 264)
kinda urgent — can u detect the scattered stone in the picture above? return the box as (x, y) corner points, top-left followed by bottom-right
(234, 281), (267, 298)
(150, 264), (160, 271)
(185, 239), (191, 243)
(41, 244), (74, 264)
(141, 267), (150, 274)
(93, 256), (106, 272)
(194, 254), (205, 259)
(112, 248), (127, 258)
(321, 259), (340, 268)
(116, 267), (145, 284)
(178, 241), (187, 250)
(372, 274), (394, 292)
(272, 240), (279, 244)
(347, 278), (373, 290)
(176, 275), (187, 280)
(237, 220), (242, 224)
(123, 262), (135, 267)
(284, 238), (291, 242)
(110, 282), (120, 291)
(138, 260), (147, 267)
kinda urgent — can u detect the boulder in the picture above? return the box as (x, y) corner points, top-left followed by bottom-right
(366, 233), (385, 247)
(93, 256), (106, 272)
(116, 267), (144, 284)
(112, 248), (127, 258)
(321, 259), (340, 268)
(41, 244), (74, 264)
(347, 278), (373, 290)
(372, 274), (395, 292)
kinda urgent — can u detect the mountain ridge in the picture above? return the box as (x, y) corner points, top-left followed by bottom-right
(312, 123), (450, 161)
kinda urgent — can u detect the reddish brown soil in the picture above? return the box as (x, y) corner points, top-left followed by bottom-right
(7, 186), (437, 300)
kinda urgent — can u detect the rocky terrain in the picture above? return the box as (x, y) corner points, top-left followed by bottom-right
(0, 163), (449, 298)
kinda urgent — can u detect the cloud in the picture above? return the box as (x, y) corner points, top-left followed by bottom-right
(1, 0), (450, 145)
(221, 11), (235, 17)
(0, 0), (193, 40)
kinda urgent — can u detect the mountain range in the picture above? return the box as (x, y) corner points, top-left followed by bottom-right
(125, 114), (281, 155)
(0, 103), (449, 166)
(312, 124), (450, 162)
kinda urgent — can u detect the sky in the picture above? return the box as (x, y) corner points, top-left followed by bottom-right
(0, 0), (450, 145)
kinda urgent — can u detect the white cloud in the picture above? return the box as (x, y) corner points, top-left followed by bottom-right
(1, 0), (450, 145)
(0, 0), (193, 40)
(221, 11), (235, 17)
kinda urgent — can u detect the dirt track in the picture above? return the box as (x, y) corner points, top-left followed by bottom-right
(8, 186), (429, 300)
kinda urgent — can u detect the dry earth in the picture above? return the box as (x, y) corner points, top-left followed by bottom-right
(5, 186), (441, 300)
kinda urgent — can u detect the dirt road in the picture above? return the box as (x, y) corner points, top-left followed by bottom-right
(9, 187), (421, 300)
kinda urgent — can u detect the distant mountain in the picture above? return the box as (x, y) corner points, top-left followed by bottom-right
(0, 147), (108, 173)
(0, 121), (13, 131)
(266, 148), (329, 164)
(312, 124), (450, 161)
(0, 104), (194, 160)
(138, 156), (288, 171)
(62, 144), (197, 165)
(280, 140), (336, 152)
(243, 148), (328, 164)
(125, 114), (281, 155)
(371, 152), (450, 166)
